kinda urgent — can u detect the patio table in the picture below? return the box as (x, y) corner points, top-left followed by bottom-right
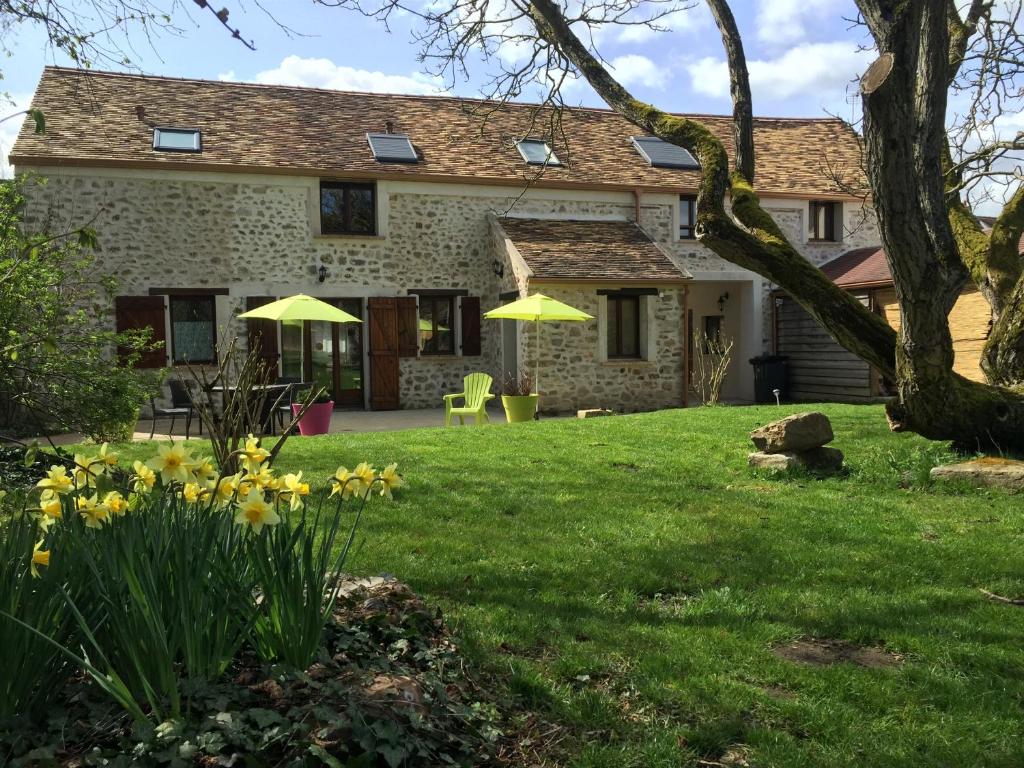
(209, 382), (296, 436)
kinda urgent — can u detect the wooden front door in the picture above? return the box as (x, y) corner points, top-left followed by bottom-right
(368, 297), (400, 410)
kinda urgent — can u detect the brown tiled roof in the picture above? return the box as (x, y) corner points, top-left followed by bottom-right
(11, 67), (864, 198)
(498, 217), (690, 282)
(820, 246), (891, 288)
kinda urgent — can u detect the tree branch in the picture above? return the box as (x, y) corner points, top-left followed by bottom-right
(705, 0), (753, 182)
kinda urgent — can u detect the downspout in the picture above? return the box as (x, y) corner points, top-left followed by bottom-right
(633, 188), (642, 223)
(682, 284), (690, 407)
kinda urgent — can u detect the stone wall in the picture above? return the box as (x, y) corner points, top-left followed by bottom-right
(20, 168), (877, 412)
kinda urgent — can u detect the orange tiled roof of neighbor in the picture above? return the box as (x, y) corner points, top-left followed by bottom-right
(11, 67), (866, 199)
(498, 218), (690, 282)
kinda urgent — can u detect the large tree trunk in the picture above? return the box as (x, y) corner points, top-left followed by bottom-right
(857, 0), (1024, 449)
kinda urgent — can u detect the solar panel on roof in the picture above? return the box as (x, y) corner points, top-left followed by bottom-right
(630, 136), (699, 170)
(366, 133), (419, 163)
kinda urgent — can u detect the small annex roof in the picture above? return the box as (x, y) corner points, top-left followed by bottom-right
(496, 217), (692, 283)
(11, 67), (866, 199)
(819, 246), (892, 289)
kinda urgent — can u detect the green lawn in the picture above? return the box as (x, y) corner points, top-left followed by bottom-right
(101, 404), (1024, 767)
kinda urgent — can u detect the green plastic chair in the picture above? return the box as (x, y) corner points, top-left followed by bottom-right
(443, 373), (495, 426)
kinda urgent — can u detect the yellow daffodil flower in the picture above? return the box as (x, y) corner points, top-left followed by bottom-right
(104, 490), (128, 516)
(209, 474), (240, 506)
(73, 453), (104, 488)
(181, 482), (209, 504)
(280, 472), (311, 512)
(77, 494), (110, 529)
(353, 462), (376, 496)
(39, 490), (63, 520)
(377, 463), (403, 500)
(330, 466), (358, 500)
(97, 442), (119, 467)
(36, 465), (73, 495)
(131, 460), (157, 493)
(234, 488), (281, 533)
(189, 456), (218, 485)
(146, 444), (193, 485)
(31, 540), (50, 578)
(241, 435), (271, 474)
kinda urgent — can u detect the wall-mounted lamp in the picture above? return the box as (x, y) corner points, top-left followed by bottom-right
(317, 264), (328, 283)
(492, 260), (505, 279)
(717, 291), (730, 313)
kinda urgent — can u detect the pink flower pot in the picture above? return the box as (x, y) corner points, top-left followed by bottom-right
(292, 401), (334, 436)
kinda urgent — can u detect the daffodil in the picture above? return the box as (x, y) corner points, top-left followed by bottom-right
(377, 463), (403, 499)
(244, 464), (279, 492)
(353, 462), (376, 496)
(131, 460), (157, 493)
(330, 466), (358, 500)
(104, 490), (128, 516)
(240, 435), (271, 474)
(73, 453), (104, 488)
(31, 540), (50, 578)
(234, 488), (281, 533)
(209, 473), (240, 506)
(182, 482), (208, 505)
(77, 494), (110, 529)
(37, 465), (73, 495)
(146, 444), (193, 485)
(38, 491), (63, 520)
(97, 442), (119, 467)
(279, 471), (310, 511)
(189, 455), (218, 485)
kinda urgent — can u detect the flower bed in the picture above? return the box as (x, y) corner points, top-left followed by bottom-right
(0, 440), (502, 765)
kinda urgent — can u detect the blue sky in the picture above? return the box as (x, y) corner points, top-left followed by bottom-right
(2, 0), (875, 174)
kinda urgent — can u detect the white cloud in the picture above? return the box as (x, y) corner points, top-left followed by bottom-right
(222, 55), (445, 95)
(755, 0), (842, 48)
(608, 54), (668, 90)
(1, 94), (33, 179)
(616, 2), (712, 44)
(687, 42), (872, 103)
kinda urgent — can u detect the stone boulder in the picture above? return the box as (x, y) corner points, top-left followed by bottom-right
(748, 447), (844, 473)
(751, 412), (834, 454)
(930, 457), (1024, 491)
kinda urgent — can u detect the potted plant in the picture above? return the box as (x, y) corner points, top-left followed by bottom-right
(291, 387), (334, 436)
(501, 370), (538, 423)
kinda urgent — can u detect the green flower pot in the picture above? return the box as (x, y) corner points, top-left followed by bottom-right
(502, 394), (539, 423)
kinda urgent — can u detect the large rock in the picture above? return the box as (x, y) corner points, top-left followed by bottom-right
(930, 457), (1024, 491)
(748, 447), (844, 473)
(751, 412), (834, 453)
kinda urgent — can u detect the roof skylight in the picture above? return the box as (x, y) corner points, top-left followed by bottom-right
(153, 127), (202, 152)
(366, 132), (419, 163)
(517, 139), (561, 166)
(630, 136), (699, 169)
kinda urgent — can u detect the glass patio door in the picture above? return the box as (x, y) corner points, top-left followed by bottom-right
(276, 299), (364, 408)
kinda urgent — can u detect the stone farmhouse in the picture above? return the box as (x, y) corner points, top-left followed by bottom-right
(11, 67), (877, 413)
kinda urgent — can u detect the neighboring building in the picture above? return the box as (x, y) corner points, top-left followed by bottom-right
(774, 246), (997, 402)
(11, 67), (874, 412)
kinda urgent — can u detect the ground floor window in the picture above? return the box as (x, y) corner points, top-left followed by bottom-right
(419, 294), (455, 355)
(169, 294), (216, 364)
(607, 295), (641, 359)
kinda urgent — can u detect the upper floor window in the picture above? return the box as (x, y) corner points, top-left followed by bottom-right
(517, 139), (561, 166)
(320, 181), (376, 236)
(153, 127), (201, 152)
(169, 294), (217, 364)
(607, 294), (641, 359)
(679, 195), (697, 239)
(809, 200), (841, 242)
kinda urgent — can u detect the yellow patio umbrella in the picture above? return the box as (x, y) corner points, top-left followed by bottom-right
(483, 293), (593, 394)
(237, 294), (362, 324)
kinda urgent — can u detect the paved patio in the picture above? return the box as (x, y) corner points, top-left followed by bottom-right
(128, 403), (518, 442)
